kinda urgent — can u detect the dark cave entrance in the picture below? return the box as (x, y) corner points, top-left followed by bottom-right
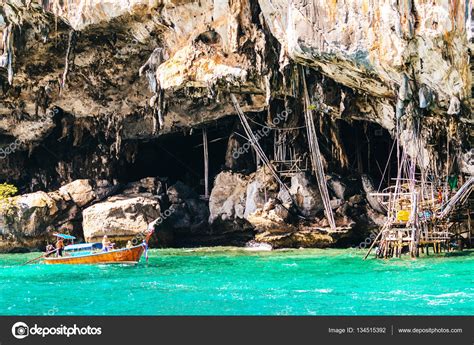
(339, 119), (397, 189)
(119, 119), (234, 195)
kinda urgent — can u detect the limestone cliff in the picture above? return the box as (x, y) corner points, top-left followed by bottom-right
(0, 0), (471, 251)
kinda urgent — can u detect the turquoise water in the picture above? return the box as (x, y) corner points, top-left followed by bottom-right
(0, 248), (473, 315)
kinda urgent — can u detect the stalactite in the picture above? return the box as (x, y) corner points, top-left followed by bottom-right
(329, 121), (349, 170)
(396, 73), (411, 119)
(60, 29), (77, 91)
(139, 47), (167, 134)
(418, 85), (432, 109)
(447, 96), (461, 115)
(108, 115), (123, 158)
(0, 24), (14, 85)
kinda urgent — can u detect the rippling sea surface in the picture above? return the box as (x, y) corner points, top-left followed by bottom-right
(0, 248), (473, 315)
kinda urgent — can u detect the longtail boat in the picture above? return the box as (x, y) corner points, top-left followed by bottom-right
(42, 230), (153, 265)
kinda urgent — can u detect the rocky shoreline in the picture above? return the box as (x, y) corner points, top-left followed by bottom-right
(0, 167), (386, 252)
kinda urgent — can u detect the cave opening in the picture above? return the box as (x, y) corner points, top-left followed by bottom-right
(119, 119), (235, 195)
(339, 119), (397, 189)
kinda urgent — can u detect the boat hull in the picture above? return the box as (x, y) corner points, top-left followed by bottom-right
(43, 245), (145, 265)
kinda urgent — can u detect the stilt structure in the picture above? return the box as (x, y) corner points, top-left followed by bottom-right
(363, 27), (474, 258)
(230, 94), (293, 204)
(302, 70), (337, 230)
(202, 128), (209, 199)
(365, 164), (473, 258)
(273, 131), (309, 177)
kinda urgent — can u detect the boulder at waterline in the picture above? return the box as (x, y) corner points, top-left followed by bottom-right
(0, 189), (81, 252)
(82, 193), (161, 243)
(255, 230), (335, 249)
(209, 171), (250, 230)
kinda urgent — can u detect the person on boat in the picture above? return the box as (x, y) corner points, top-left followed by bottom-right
(102, 235), (112, 252)
(45, 244), (55, 257)
(55, 238), (65, 257)
(126, 240), (132, 249)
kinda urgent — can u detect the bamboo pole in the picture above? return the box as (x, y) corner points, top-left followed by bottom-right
(364, 229), (384, 260)
(301, 69), (336, 230)
(468, 208), (471, 248)
(203, 128), (209, 199)
(22, 248), (58, 265)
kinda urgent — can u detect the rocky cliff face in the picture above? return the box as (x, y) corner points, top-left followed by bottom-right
(261, 0), (470, 98)
(259, 0), (472, 172)
(0, 0), (471, 251)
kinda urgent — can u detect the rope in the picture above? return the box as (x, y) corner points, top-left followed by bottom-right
(438, 177), (474, 218)
(377, 139), (397, 192)
(246, 116), (307, 131)
(230, 94), (293, 204)
(301, 69), (336, 230)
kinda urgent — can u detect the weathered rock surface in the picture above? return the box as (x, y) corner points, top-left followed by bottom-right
(59, 179), (96, 207)
(208, 168), (359, 248)
(285, 173), (323, 218)
(256, 229), (335, 249)
(209, 171), (249, 229)
(0, 0), (268, 134)
(0, 190), (76, 251)
(166, 181), (197, 204)
(0, 178), (129, 251)
(163, 181), (210, 236)
(247, 198), (292, 230)
(258, 0), (472, 173)
(244, 167), (279, 217)
(361, 174), (386, 214)
(259, 0), (470, 102)
(123, 177), (162, 195)
(82, 193), (160, 243)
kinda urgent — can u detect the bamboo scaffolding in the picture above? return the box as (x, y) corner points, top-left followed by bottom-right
(203, 128), (209, 199)
(301, 70), (336, 230)
(230, 94), (293, 204)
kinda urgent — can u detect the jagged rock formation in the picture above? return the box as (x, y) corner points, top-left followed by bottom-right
(260, 0), (470, 100)
(59, 179), (96, 207)
(208, 167), (360, 248)
(0, 178), (114, 251)
(0, 0), (471, 251)
(82, 193), (160, 243)
(258, 0), (472, 173)
(208, 170), (253, 239)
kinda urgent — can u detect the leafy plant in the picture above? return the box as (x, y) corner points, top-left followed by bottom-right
(0, 183), (17, 200)
(0, 183), (18, 221)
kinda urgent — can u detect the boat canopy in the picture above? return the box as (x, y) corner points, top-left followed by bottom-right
(53, 233), (76, 240)
(65, 243), (102, 251)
